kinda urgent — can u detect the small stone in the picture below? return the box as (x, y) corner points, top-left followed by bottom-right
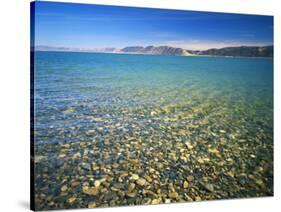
(208, 148), (220, 155)
(87, 129), (95, 134)
(111, 187), (119, 192)
(113, 183), (125, 190)
(72, 152), (81, 160)
(142, 198), (152, 204)
(83, 182), (89, 187)
(198, 158), (204, 164)
(104, 139), (110, 145)
(151, 198), (161, 204)
(88, 201), (96, 208)
(165, 199), (171, 203)
(136, 178), (146, 186)
(195, 196), (202, 201)
(34, 156), (46, 163)
(144, 175), (153, 183)
(97, 127), (103, 132)
(128, 183), (135, 192)
(204, 183), (214, 192)
(131, 174), (139, 180)
(226, 171), (234, 177)
(126, 192), (137, 198)
(92, 164), (99, 171)
(83, 187), (99, 195)
(112, 163), (119, 169)
(219, 130), (226, 133)
(203, 158), (210, 162)
(186, 176), (194, 182)
(149, 168), (155, 173)
(178, 129), (186, 135)
(185, 142), (193, 150)
(169, 192), (179, 199)
(129, 159), (140, 165)
(67, 197), (76, 204)
(61, 185), (68, 192)
(71, 180), (80, 187)
(157, 163), (164, 169)
(81, 162), (91, 171)
(58, 153), (66, 158)
(63, 108), (75, 114)
(150, 111), (157, 116)
(183, 181), (189, 188)
(230, 134), (236, 139)
(94, 180), (101, 188)
(256, 179), (264, 187)
(120, 172), (129, 177)
(250, 154), (256, 158)
(92, 117), (103, 122)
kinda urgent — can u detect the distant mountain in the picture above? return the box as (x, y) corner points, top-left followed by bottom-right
(35, 45), (120, 53)
(120, 45), (273, 57)
(35, 45), (273, 58)
(121, 45), (192, 56)
(197, 45), (273, 57)
(121, 46), (145, 52)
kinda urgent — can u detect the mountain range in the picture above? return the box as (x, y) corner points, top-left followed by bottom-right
(35, 45), (273, 58)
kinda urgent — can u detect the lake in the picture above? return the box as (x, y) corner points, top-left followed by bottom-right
(33, 51), (273, 210)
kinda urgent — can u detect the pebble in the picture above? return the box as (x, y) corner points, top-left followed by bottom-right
(165, 199), (171, 203)
(67, 197), (76, 204)
(72, 152), (81, 160)
(186, 176), (194, 182)
(81, 162), (91, 171)
(83, 187), (99, 195)
(34, 156), (46, 163)
(183, 181), (189, 188)
(131, 174), (139, 180)
(208, 148), (220, 155)
(136, 178), (146, 186)
(169, 192), (179, 199)
(204, 183), (214, 192)
(33, 91), (273, 210)
(150, 111), (157, 116)
(185, 142), (194, 150)
(151, 198), (161, 204)
(63, 108), (75, 114)
(60, 185), (68, 192)
(70, 180), (80, 187)
(126, 192), (137, 198)
(88, 201), (96, 208)
(128, 183), (135, 191)
(198, 158), (204, 164)
(94, 180), (101, 188)
(144, 175), (153, 183)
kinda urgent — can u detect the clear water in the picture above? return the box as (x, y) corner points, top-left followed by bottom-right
(35, 51), (273, 144)
(34, 51), (273, 209)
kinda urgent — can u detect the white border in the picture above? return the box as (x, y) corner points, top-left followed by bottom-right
(0, 0), (280, 211)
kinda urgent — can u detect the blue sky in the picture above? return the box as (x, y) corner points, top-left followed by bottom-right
(34, 1), (273, 50)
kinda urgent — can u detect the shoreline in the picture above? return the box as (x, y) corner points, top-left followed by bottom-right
(34, 50), (273, 59)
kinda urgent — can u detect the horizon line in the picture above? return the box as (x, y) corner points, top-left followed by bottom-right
(34, 44), (274, 52)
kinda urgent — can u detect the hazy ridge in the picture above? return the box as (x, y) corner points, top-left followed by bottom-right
(35, 45), (273, 57)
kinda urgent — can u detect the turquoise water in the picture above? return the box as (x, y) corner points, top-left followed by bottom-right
(35, 52), (273, 144)
(34, 51), (273, 210)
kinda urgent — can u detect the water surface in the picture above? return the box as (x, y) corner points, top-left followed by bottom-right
(34, 51), (273, 210)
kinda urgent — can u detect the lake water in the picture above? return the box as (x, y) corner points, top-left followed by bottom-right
(33, 51), (273, 210)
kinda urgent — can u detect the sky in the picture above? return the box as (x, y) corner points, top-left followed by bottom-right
(33, 1), (273, 50)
